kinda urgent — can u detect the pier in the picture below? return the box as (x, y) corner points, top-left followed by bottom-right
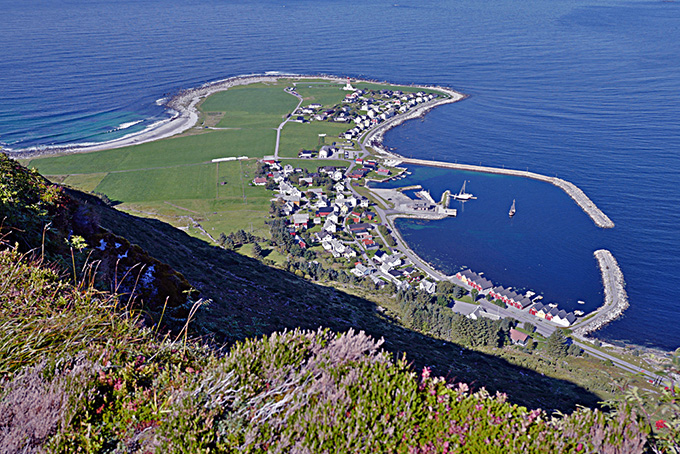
(572, 249), (629, 337)
(396, 158), (615, 229)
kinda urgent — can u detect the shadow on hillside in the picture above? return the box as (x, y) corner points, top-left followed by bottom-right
(75, 190), (603, 413)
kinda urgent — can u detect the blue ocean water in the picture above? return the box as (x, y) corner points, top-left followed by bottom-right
(2, 0), (679, 349)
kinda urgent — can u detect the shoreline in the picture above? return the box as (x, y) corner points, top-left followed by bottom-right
(8, 73), (466, 160)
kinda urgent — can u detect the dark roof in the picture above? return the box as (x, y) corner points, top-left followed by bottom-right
(388, 269), (402, 278)
(475, 277), (493, 290)
(517, 297), (533, 308)
(348, 223), (370, 231)
(531, 303), (545, 312)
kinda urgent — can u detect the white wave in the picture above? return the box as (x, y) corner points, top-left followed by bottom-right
(155, 97), (168, 106)
(115, 120), (144, 131)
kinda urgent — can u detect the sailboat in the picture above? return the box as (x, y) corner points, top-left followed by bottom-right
(509, 199), (516, 217)
(452, 180), (475, 201)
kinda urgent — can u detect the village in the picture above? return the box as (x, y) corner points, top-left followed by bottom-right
(252, 149), (580, 344)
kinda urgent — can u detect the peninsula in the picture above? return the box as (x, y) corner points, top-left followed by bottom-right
(21, 74), (626, 342)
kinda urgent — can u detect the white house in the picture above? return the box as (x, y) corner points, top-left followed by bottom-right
(419, 280), (436, 294)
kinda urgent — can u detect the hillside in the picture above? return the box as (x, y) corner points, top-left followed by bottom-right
(0, 244), (648, 453)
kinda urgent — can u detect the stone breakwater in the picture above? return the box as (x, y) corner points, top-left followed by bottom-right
(573, 249), (629, 337)
(394, 158), (615, 229)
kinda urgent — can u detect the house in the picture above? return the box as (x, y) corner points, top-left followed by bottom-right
(545, 307), (560, 321)
(299, 177), (314, 186)
(377, 168), (391, 176)
(319, 146), (332, 159)
(291, 213), (309, 229)
(352, 263), (373, 277)
(298, 150), (314, 159)
(529, 303), (544, 316)
(334, 182), (346, 193)
(552, 310), (577, 327)
(365, 211), (376, 221)
(359, 198), (370, 208)
(316, 206), (334, 217)
(252, 177), (267, 186)
(362, 238), (378, 249)
(451, 301), (480, 318)
(373, 249), (387, 263)
(263, 156), (278, 165)
(322, 218), (337, 233)
(331, 170), (344, 181)
(402, 266), (415, 276)
(419, 280), (436, 294)
(509, 329), (530, 347)
(388, 269), (402, 278)
(348, 223), (370, 234)
(348, 168), (370, 179)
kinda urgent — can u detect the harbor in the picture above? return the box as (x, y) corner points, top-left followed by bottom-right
(392, 158), (615, 229)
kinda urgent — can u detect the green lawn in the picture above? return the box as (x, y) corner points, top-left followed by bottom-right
(199, 83), (299, 129)
(30, 129), (275, 175)
(278, 122), (349, 158)
(294, 83), (347, 108)
(94, 164), (216, 203)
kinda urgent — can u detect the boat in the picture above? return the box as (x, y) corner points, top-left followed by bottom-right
(574, 310), (585, 316)
(577, 300), (586, 305)
(452, 180), (475, 201)
(509, 199), (516, 217)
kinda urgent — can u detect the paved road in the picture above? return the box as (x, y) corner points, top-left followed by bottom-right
(274, 88), (303, 158)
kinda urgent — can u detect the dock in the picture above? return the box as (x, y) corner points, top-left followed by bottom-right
(397, 158), (614, 229)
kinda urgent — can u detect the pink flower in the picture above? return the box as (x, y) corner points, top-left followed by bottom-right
(576, 443), (583, 451)
(422, 366), (431, 380)
(113, 379), (124, 391)
(656, 419), (667, 429)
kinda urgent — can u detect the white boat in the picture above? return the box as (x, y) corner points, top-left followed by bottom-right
(509, 199), (516, 217)
(452, 180), (475, 201)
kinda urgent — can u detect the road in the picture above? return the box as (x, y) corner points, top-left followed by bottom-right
(274, 87), (303, 158)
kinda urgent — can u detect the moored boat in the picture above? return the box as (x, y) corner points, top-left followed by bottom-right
(509, 199), (516, 217)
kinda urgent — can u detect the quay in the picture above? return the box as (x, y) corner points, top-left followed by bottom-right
(395, 158), (615, 229)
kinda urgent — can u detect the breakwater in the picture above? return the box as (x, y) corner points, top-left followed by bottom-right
(573, 250), (629, 337)
(395, 158), (615, 229)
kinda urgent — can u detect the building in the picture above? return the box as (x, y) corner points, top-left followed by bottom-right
(509, 329), (530, 347)
(419, 280), (436, 294)
(252, 177), (267, 186)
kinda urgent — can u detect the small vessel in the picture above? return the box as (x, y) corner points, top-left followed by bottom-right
(453, 180), (475, 201)
(509, 199), (516, 217)
(577, 300), (586, 305)
(574, 310), (585, 316)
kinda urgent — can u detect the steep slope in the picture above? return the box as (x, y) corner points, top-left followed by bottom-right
(0, 248), (649, 453)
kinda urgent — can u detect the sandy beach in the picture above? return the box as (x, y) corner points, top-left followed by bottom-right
(10, 73), (465, 160)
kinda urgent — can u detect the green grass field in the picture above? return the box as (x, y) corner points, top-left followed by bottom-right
(199, 83), (299, 129)
(278, 122), (349, 158)
(294, 83), (346, 108)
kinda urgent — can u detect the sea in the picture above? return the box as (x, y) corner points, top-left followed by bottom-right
(2, 0), (679, 350)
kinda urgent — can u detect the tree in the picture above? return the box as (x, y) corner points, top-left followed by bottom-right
(523, 322), (536, 333)
(218, 232), (228, 246)
(567, 343), (583, 357)
(470, 288), (479, 302)
(546, 330), (568, 358)
(252, 242), (263, 259)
